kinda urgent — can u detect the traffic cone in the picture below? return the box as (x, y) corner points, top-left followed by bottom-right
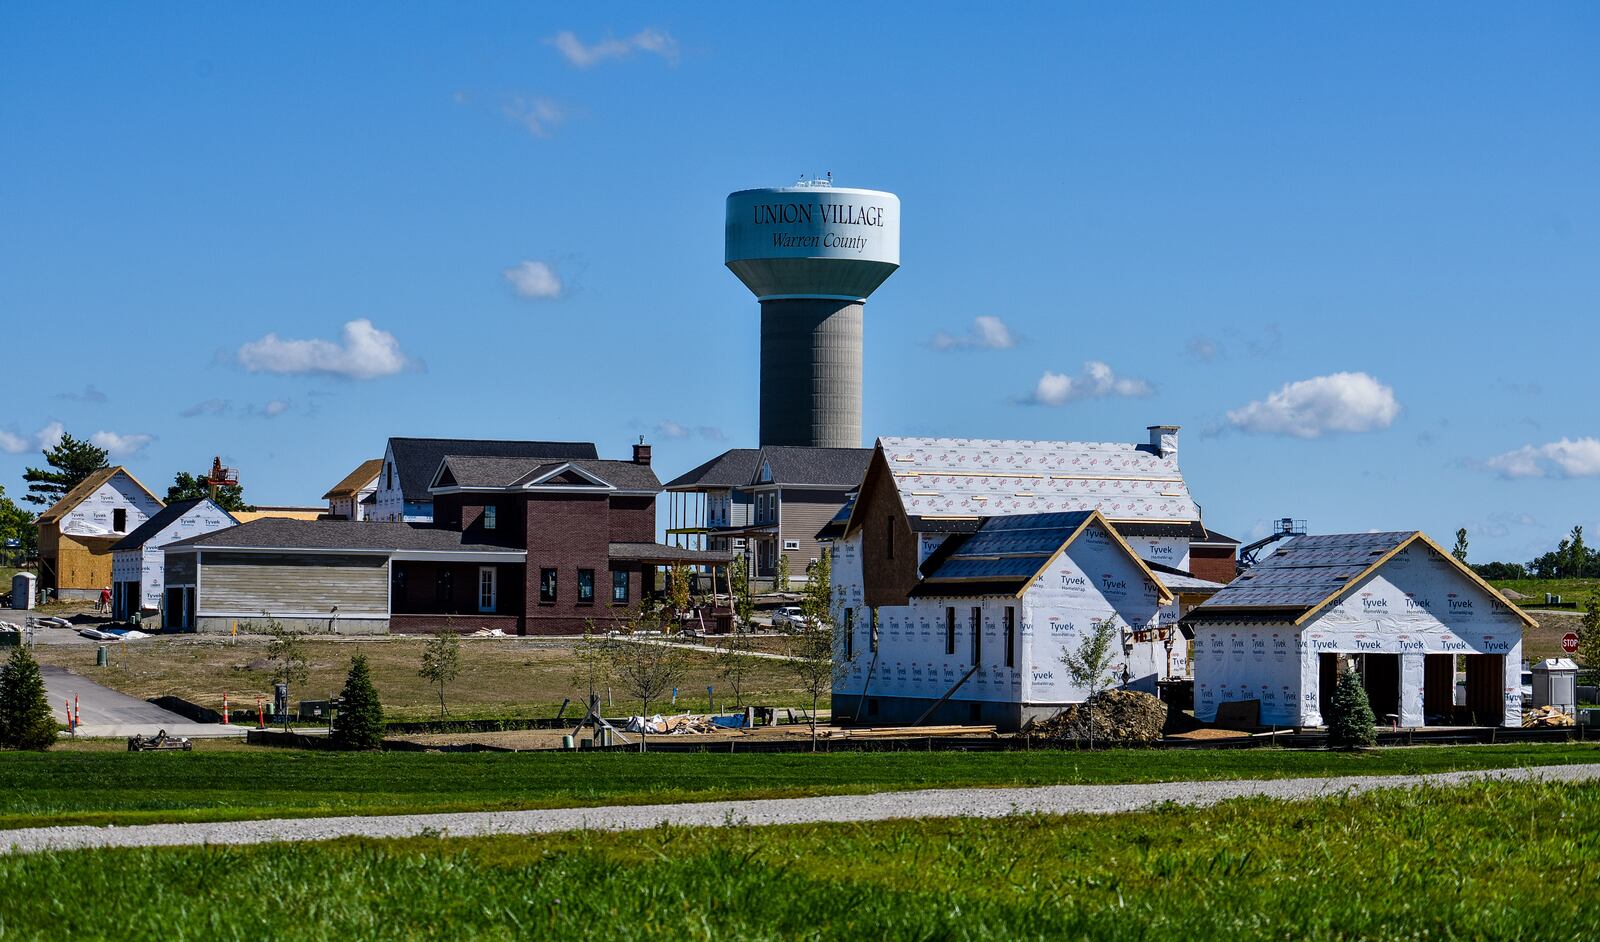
(222, 693), (230, 725)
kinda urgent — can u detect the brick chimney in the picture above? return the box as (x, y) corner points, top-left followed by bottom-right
(632, 437), (652, 466)
(1147, 425), (1180, 458)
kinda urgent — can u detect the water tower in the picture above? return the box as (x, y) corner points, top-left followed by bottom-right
(726, 181), (900, 448)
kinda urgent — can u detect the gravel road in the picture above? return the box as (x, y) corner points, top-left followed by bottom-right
(6, 762), (1598, 856)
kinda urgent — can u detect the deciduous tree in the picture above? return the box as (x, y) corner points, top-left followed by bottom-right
(784, 549), (837, 750)
(610, 607), (689, 751)
(418, 630), (462, 718)
(166, 469), (252, 512)
(1060, 618), (1121, 747)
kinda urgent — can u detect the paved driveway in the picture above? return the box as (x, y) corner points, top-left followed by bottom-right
(42, 666), (247, 739)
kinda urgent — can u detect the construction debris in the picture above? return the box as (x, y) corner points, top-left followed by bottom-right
(1031, 690), (1169, 744)
(467, 627), (507, 637)
(1522, 705), (1576, 728)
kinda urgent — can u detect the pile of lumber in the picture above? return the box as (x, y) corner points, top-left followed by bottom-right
(1523, 705), (1576, 728)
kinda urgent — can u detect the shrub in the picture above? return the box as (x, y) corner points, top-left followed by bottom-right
(331, 654), (385, 750)
(1033, 690), (1167, 745)
(1327, 665), (1378, 749)
(0, 645), (58, 750)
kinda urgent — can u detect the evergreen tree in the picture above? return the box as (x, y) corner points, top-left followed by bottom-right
(332, 654), (385, 749)
(1578, 591), (1600, 671)
(166, 470), (252, 512)
(0, 645), (58, 749)
(1569, 526), (1587, 579)
(1327, 664), (1377, 749)
(1451, 528), (1469, 563)
(22, 433), (108, 506)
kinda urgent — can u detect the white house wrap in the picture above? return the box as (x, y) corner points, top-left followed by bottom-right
(1183, 531), (1533, 729)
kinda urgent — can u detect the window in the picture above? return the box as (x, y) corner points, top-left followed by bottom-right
(885, 516), (895, 559)
(539, 568), (557, 604)
(945, 607), (956, 655)
(1004, 606), (1016, 667)
(113, 508), (127, 532)
(611, 570), (629, 603)
(478, 567), (497, 613)
(844, 608), (854, 659)
(387, 463), (393, 489)
(869, 608), (878, 653)
(483, 505), (497, 530)
(578, 569), (594, 603)
(971, 607), (983, 665)
(436, 569), (453, 604)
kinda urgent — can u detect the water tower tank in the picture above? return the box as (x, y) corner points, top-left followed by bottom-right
(726, 182), (900, 448)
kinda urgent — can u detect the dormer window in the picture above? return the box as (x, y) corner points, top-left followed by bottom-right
(483, 506), (497, 530)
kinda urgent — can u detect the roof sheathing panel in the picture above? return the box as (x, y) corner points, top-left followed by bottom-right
(879, 436), (1199, 522)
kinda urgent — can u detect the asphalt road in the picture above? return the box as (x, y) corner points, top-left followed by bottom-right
(41, 666), (246, 739)
(4, 762), (1597, 856)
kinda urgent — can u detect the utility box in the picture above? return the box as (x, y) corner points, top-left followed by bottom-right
(11, 573), (35, 610)
(1531, 658), (1579, 713)
(273, 683), (289, 719)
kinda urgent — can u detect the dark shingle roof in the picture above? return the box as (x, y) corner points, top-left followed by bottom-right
(111, 499), (234, 552)
(163, 518), (519, 554)
(664, 449), (761, 489)
(756, 447), (872, 487)
(1183, 532), (1416, 621)
(388, 437), (597, 501)
(436, 456), (659, 492)
(913, 512), (1094, 597)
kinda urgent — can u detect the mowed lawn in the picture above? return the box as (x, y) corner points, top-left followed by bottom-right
(29, 634), (810, 722)
(3, 780), (1597, 940)
(1, 742), (1597, 829)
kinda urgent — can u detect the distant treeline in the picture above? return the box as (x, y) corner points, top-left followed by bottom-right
(1470, 525), (1598, 581)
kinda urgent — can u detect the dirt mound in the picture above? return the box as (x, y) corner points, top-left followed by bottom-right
(1032, 690), (1168, 744)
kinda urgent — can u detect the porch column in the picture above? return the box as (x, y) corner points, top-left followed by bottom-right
(1400, 652), (1425, 728)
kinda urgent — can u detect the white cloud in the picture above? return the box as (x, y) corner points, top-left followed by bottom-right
(503, 260), (563, 300)
(0, 422), (66, 454)
(89, 430), (154, 457)
(502, 96), (565, 138)
(1026, 361), (1153, 406)
(932, 315), (1017, 351)
(548, 28), (680, 68)
(1484, 437), (1600, 479)
(237, 319), (411, 380)
(1227, 372), (1399, 438)
(655, 420), (691, 439)
(253, 400), (290, 418)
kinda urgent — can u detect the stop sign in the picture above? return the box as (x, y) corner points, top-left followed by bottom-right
(1561, 632), (1580, 655)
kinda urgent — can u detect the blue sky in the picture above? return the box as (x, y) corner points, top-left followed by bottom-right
(2, 3), (1596, 563)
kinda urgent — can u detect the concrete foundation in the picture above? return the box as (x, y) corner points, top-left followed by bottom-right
(195, 615), (389, 636)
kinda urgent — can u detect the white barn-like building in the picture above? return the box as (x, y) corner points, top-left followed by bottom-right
(1181, 531), (1533, 729)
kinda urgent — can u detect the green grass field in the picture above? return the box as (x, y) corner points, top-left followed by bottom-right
(2, 779), (1596, 940)
(1, 742), (1596, 830)
(1489, 576), (1600, 606)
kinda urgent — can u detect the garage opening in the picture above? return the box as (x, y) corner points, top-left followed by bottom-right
(1318, 653), (1338, 720)
(1423, 654), (1455, 722)
(1463, 654), (1505, 726)
(1358, 653), (1401, 722)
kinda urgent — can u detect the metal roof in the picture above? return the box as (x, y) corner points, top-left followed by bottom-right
(878, 436), (1200, 523)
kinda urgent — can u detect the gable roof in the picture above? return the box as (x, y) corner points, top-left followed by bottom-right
(322, 458), (384, 500)
(430, 456), (660, 494)
(386, 437), (598, 501)
(911, 510), (1174, 602)
(110, 498), (238, 552)
(664, 449), (762, 490)
(869, 436), (1200, 527)
(38, 467), (162, 524)
(751, 446), (873, 488)
(163, 518), (519, 555)
(1182, 531), (1537, 629)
